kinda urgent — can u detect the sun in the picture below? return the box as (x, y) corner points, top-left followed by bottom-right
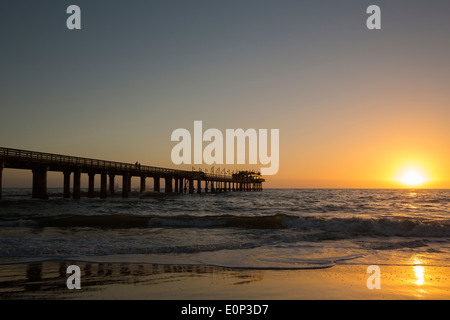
(396, 167), (429, 187)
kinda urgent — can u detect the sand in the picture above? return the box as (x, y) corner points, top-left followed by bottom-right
(1, 261), (450, 300)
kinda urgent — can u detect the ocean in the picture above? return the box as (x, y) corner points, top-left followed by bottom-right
(0, 188), (449, 269)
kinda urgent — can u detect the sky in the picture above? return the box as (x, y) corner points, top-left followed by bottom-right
(1, 0), (450, 188)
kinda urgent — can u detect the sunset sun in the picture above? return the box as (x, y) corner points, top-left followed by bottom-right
(396, 167), (429, 187)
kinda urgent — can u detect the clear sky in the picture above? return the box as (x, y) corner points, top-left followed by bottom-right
(1, 0), (450, 188)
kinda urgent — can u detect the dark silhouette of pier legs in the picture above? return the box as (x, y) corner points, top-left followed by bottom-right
(127, 175), (132, 193)
(197, 179), (201, 194)
(211, 181), (215, 193)
(109, 174), (115, 194)
(189, 179), (194, 194)
(32, 165), (48, 200)
(154, 176), (160, 192)
(0, 161), (3, 200)
(140, 175), (146, 193)
(165, 176), (172, 193)
(63, 171), (71, 198)
(174, 177), (179, 193)
(122, 173), (129, 198)
(88, 173), (95, 198)
(179, 178), (183, 193)
(205, 180), (209, 193)
(73, 169), (81, 199)
(100, 172), (107, 199)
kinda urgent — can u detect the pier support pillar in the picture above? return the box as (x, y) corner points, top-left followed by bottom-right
(178, 178), (183, 193)
(205, 180), (209, 193)
(88, 173), (95, 198)
(223, 181), (228, 192)
(189, 179), (194, 194)
(174, 178), (179, 193)
(165, 176), (172, 193)
(0, 161), (4, 200)
(140, 175), (146, 193)
(211, 181), (215, 193)
(109, 174), (115, 194)
(63, 171), (71, 198)
(197, 179), (201, 194)
(122, 173), (129, 198)
(32, 165), (48, 200)
(73, 169), (81, 199)
(154, 176), (160, 192)
(100, 172), (107, 199)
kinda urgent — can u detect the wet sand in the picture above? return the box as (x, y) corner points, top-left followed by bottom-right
(1, 261), (450, 300)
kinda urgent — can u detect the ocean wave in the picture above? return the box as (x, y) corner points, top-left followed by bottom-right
(2, 213), (450, 238)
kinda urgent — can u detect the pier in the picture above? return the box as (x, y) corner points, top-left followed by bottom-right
(0, 147), (264, 200)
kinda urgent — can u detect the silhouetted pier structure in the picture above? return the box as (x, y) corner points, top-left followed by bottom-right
(0, 147), (264, 200)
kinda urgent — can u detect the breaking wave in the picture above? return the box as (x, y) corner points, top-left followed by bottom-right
(2, 213), (450, 239)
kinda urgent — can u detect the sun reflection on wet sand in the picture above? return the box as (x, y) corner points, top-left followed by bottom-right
(410, 256), (428, 298)
(411, 257), (425, 285)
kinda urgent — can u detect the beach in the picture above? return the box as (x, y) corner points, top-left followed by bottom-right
(1, 260), (450, 300)
(1, 188), (450, 301)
